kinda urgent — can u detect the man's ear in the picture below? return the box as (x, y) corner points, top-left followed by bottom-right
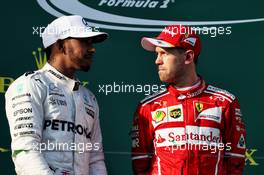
(184, 50), (195, 65)
(57, 40), (66, 54)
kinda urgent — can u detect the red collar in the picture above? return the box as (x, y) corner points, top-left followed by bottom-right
(168, 79), (207, 100)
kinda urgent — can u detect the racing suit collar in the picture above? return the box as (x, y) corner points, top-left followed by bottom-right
(168, 79), (206, 100)
(42, 63), (81, 91)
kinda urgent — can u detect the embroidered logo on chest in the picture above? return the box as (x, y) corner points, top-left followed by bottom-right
(194, 101), (222, 123)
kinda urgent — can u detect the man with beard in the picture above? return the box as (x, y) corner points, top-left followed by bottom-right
(5, 15), (108, 175)
(131, 25), (246, 175)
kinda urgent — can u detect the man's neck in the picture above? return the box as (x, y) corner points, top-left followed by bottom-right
(174, 76), (200, 91)
(173, 73), (199, 89)
(48, 60), (75, 79)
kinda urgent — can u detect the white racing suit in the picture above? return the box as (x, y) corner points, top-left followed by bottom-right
(5, 63), (107, 175)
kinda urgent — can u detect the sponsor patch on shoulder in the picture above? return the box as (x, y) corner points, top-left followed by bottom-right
(235, 108), (242, 116)
(140, 88), (168, 105)
(207, 85), (235, 100)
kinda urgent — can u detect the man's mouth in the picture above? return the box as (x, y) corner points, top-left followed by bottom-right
(158, 68), (165, 72)
(84, 53), (94, 59)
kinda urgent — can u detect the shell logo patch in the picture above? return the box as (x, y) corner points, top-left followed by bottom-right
(152, 111), (166, 123)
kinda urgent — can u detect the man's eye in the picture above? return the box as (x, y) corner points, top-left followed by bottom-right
(161, 52), (168, 56)
(157, 51), (164, 55)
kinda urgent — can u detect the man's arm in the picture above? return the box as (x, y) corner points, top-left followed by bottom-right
(223, 99), (246, 175)
(131, 105), (153, 175)
(5, 73), (54, 175)
(89, 98), (107, 175)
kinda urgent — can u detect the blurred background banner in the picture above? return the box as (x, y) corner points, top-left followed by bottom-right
(0, 0), (263, 174)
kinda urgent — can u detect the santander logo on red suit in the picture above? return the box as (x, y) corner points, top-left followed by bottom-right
(155, 126), (221, 147)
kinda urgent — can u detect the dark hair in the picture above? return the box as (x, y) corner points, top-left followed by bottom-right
(194, 57), (198, 65)
(44, 46), (52, 60)
(175, 47), (199, 65)
(175, 47), (187, 54)
(44, 40), (65, 62)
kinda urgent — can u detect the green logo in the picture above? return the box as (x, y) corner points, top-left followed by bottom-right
(32, 48), (47, 69)
(0, 147), (9, 153)
(152, 111), (166, 123)
(245, 149), (259, 166)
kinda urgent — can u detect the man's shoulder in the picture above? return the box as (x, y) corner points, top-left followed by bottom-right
(80, 85), (95, 97)
(80, 86), (98, 105)
(6, 70), (44, 94)
(140, 87), (169, 107)
(204, 84), (236, 102)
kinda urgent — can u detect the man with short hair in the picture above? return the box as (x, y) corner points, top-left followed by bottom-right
(5, 15), (108, 175)
(131, 25), (246, 175)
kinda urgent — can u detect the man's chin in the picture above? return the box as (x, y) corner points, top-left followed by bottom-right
(159, 75), (168, 82)
(159, 76), (172, 84)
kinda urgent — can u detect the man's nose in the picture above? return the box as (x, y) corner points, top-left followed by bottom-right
(155, 55), (163, 65)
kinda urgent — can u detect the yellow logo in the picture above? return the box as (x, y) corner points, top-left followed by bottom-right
(195, 102), (203, 112)
(0, 147), (9, 153)
(32, 48), (47, 69)
(152, 111), (166, 123)
(245, 149), (259, 166)
(0, 76), (14, 93)
(169, 108), (181, 119)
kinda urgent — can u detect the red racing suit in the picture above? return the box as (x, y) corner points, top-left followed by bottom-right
(131, 80), (246, 175)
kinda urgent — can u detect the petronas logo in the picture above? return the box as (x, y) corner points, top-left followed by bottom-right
(32, 48), (47, 69)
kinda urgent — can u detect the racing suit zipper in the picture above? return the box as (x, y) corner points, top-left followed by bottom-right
(184, 98), (188, 175)
(179, 160), (186, 175)
(71, 91), (76, 174)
